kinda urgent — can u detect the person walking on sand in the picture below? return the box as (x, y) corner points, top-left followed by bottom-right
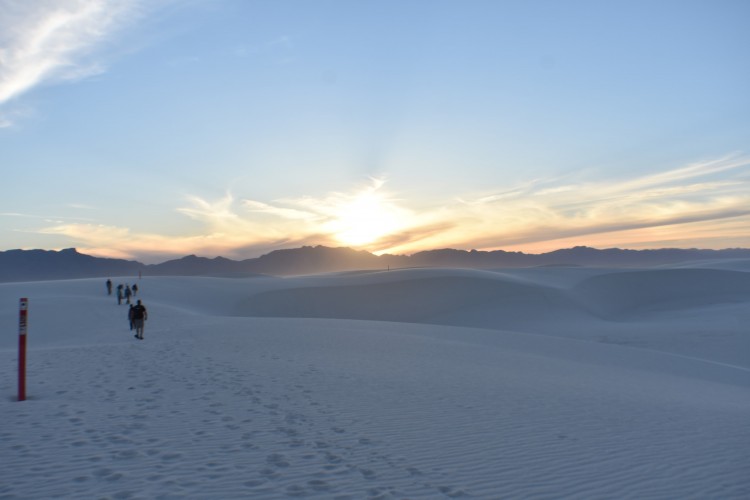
(124, 285), (132, 304)
(106, 279), (112, 295)
(132, 283), (138, 296)
(132, 300), (148, 340)
(116, 285), (123, 305)
(128, 304), (135, 331)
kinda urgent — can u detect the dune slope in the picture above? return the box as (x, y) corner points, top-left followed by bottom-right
(1, 267), (748, 499)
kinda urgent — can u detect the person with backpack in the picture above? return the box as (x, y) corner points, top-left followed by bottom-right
(128, 304), (135, 331)
(132, 300), (148, 340)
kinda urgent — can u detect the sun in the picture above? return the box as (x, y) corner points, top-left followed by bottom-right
(329, 189), (405, 247)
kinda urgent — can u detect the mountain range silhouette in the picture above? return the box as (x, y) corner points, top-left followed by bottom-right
(1, 245), (749, 282)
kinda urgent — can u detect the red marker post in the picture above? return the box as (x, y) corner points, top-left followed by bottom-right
(18, 298), (28, 402)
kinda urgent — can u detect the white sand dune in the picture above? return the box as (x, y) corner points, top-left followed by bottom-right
(234, 272), (586, 329)
(660, 258), (750, 272)
(573, 268), (750, 318)
(1, 266), (749, 499)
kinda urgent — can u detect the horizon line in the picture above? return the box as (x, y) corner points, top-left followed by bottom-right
(2, 243), (750, 266)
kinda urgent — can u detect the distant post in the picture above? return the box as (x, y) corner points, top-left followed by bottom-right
(18, 298), (28, 402)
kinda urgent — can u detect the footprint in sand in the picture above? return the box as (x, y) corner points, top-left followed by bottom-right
(259, 467), (281, 479)
(307, 479), (331, 491)
(359, 468), (377, 479)
(285, 484), (307, 496)
(437, 485), (469, 498)
(243, 479), (266, 487)
(266, 453), (290, 468)
(406, 466), (423, 476)
(323, 451), (343, 464)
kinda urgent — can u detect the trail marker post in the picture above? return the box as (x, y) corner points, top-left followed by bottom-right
(18, 298), (28, 402)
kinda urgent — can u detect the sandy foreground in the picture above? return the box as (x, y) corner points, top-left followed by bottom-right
(1, 263), (749, 499)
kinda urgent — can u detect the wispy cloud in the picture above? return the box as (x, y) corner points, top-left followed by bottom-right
(242, 200), (320, 222)
(37, 222), (257, 262)
(241, 178), (427, 248)
(36, 180), (416, 260)
(176, 193), (299, 243)
(0, 0), (149, 125)
(32, 156), (750, 261)
(434, 154), (750, 253)
(66, 202), (98, 210)
(2, 211), (95, 222)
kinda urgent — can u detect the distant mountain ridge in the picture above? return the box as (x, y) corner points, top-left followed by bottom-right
(1, 245), (750, 282)
(0, 248), (143, 283)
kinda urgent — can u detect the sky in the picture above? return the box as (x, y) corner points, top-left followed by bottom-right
(1, 0), (749, 263)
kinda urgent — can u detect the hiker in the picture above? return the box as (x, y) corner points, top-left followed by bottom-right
(132, 283), (138, 296)
(116, 286), (123, 305)
(124, 285), (132, 304)
(128, 304), (135, 330)
(132, 300), (148, 340)
(106, 279), (112, 295)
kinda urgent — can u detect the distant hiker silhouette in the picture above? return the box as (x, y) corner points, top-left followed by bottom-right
(132, 283), (138, 296)
(124, 285), (132, 304)
(106, 279), (112, 295)
(128, 304), (135, 331)
(132, 300), (148, 340)
(116, 285), (123, 305)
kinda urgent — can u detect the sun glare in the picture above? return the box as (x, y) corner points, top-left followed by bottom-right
(329, 190), (405, 247)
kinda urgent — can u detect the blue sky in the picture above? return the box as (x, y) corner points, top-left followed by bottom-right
(1, 0), (749, 262)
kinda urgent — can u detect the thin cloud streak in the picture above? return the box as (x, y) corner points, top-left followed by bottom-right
(501, 214), (750, 254)
(437, 155), (750, 252)
(2, 211), (96, 223)
(0, 0), (154, 125)
(31, 155), (750, 261)
(242, 200), (320, 222)
(470, 207), (750, 251)
(37, 222), (273, 263)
